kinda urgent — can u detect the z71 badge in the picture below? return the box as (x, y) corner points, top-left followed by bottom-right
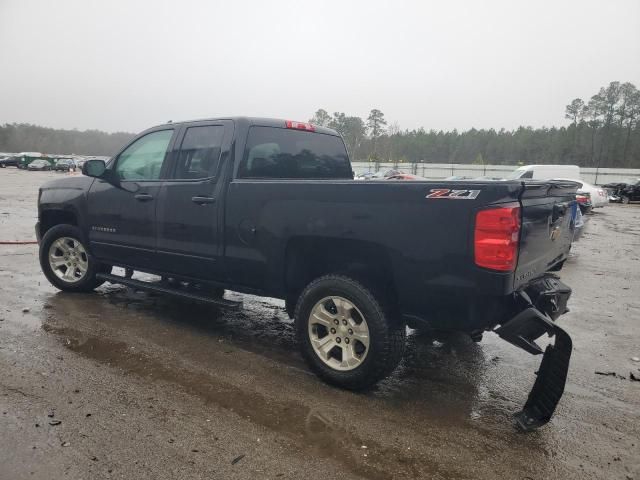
(426, 189), (481, 199)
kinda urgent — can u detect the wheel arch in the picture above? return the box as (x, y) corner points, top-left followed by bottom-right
(39, 208), (79, 238)
(283, 236), (399, 317)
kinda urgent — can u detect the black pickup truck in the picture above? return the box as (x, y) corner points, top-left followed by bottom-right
(36, 117), (578, 430)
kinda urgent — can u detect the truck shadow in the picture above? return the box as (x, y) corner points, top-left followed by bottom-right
(48, 286), (510, 411)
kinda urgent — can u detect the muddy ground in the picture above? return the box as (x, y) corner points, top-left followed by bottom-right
(0, 168), (638, 479)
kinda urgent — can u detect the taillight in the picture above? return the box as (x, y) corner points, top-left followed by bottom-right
(285, 120), (315, 132)
(474, 206), (521, 271)
(576, 194), (589, 204)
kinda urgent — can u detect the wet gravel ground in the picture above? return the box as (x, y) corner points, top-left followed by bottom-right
(0, 168), (639, 480)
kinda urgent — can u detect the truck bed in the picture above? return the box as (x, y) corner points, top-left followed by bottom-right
(224, 178), (578, 331)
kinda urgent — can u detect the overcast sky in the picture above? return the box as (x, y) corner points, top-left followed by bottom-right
(1, 0), (639, 134)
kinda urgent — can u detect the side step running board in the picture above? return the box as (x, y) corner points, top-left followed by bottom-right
(96, 273), (242, 311)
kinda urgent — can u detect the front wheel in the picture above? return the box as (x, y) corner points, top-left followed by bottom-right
(295, 275), (405, 390)
(39, 224), (111, 292)
(621, 195), (630, 204)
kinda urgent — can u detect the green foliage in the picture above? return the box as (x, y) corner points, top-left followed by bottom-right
(312, 81), (640, 167)
(366, 109), (387, 138)
(328, 113), (367, 158)
(309, 109), (332, 127)
(0, 123), (134, 156)
(1, 81), (639, 169)
(565, 98), (585, 124)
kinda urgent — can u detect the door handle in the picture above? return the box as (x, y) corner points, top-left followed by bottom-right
(134, 193), (154, 202)
(192, 196), (216, 205)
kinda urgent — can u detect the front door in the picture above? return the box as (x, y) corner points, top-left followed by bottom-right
(86, 128), (176, 269)
(155, 121), (232, 279)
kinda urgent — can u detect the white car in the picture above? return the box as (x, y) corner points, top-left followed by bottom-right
(554, 178), (608, 208)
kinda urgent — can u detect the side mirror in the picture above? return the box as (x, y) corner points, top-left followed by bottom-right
(82, 159), (106, 178)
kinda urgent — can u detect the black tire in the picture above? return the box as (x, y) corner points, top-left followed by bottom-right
(39, 224), (111, 292)
(621, 195), (630, 205)
(295, 274), (405, 390)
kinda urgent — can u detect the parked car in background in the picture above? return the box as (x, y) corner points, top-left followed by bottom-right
(444, 175), (476, 181)
(570, 202), (585, 241)
(507, 164), (580, 180)
(387, 173), (427, 180)
(27, 159), (52, 171)
(16, 152), (45, 169)
(53, 158), (77, 172)
(575, 192), (592, 214)
(356, 168), (401, 180)
(554, 178), (608, 209)
(0, 155), (20, 168)
(603, 178), (640, 204)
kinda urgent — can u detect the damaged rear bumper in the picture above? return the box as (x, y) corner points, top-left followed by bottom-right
(495, 274), (573, 431)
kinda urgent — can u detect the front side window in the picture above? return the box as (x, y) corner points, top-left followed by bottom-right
(115, 130), (173, 181)
(238, 127), (351, 179)
(175, 126), (224, 179)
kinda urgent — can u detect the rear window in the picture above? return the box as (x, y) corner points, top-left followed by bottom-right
(238, 127), (351, 179)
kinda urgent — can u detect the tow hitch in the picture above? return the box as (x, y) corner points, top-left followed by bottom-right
(495, 274), (573, 431)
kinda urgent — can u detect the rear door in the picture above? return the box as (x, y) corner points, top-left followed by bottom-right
(226, 124), (352, 289)
(514, 180), (578, 289)
(154, 121), (233, 279)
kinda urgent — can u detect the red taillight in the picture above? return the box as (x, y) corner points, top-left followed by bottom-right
(576, 194), (589, 204)
(285, 120), (315, 132)
(474, 206), (521, 271)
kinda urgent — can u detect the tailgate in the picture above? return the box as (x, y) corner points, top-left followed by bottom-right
(514, 180), (579, 290)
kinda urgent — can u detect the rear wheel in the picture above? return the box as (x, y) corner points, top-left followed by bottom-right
(39, 224), (111, 292)
(295, 275), (405, 390)
(621, 195), (630, 204)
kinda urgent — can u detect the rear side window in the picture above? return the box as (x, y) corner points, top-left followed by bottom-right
(175, 126), (224, 179)
(238, 127), (351, 179)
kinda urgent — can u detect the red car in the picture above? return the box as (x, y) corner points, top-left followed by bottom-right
(387, 173), (427, 180)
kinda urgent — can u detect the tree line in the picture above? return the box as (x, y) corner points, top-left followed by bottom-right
(1, 80), (638, 168)
(311, 81), (640, 167)
(0, 123), (135, 157)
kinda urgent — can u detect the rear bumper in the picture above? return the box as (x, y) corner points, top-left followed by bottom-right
(495, 274), (572, 430)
